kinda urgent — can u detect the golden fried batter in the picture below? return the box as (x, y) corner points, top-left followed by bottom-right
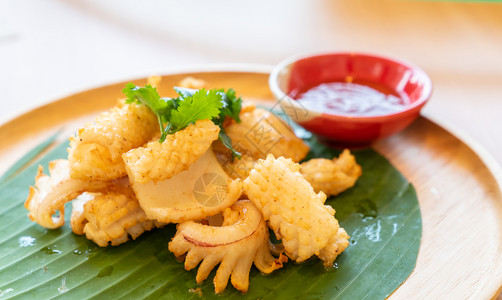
(123, 119), (220, 183)
(68, 100), (158, 181)
(318, 228), (350, 265)
(169, 200), (287, 293)
(243, 155), (349, 267)
(214, 107), (310, 179)
(227, 108), (309, 162)
(70, 188), (163, 247)
(300, 149), (362, 197)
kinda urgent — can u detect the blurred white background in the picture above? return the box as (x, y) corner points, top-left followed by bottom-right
(1, 0), (502, 162)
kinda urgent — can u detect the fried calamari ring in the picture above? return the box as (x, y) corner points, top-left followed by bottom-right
(169, 200), (287, 293)
(24, 159), (113, 229)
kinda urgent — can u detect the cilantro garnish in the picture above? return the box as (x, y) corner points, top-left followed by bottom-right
(174, 87), (243, 158)
(123, 83), (242, 158)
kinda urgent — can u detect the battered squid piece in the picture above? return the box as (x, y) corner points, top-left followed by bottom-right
(169, 200), (288, 294)
(226, 107), (309, 162)
(243, 155), (349, 267)
(70, 189), (164, 247)
(122, 119), (220, 184)
(214, 107), (310, 179)
(24, 159), (114, 229)
(68, 99), (158, 181)
(300, 149), (362, 197)
(127, 149), (242, 224)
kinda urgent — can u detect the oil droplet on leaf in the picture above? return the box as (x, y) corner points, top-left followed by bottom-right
(40, 246), (62, 255)
(355, 198), (378, 219)
(97, 265), (114, 277)
(84, 244), (99, 256)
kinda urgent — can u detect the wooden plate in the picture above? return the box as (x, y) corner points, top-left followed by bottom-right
(0, 70), (501, 299)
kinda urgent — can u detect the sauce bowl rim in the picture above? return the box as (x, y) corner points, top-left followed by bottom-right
(268, 51), (433, 121)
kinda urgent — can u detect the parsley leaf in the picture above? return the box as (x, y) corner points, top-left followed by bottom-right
(122, 83), (171, 133)
(172, 87), (243, 158)
(123, 83), (242, 157)
(168, 89), (223, 133)
(214, 89), (242, 158)
(123, 83), (166, 116)
(219, 88), (242, 124)
(219, 129), (241, 158)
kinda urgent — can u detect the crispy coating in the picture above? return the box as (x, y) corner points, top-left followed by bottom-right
(214, 107), (310, 179)
(243, 155), (349, 267)
(70, 188), (163, 247)
(123, 119), (220, 183)
(68, 100), (158, 181)
(318, 228), (350, 265)
(226, 108), (309, 162)
(129, 149), (242, 223)
(300, 149), (362, 197)
(225, 108), (309, 162)
(24, 159), (111, 229)
(169, 200), (287, 294)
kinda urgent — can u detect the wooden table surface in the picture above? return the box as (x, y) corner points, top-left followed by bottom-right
(1, 0), (501, 298)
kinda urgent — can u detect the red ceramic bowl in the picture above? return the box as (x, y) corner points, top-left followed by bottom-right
(269, 52), (432, 147)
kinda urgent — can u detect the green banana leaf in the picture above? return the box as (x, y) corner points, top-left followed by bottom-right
(0, 134), (421, 300)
